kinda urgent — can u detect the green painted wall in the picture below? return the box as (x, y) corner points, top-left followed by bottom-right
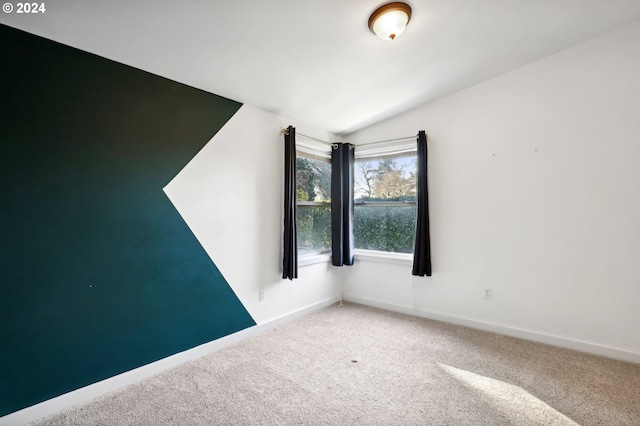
(0, 24), (255, 416)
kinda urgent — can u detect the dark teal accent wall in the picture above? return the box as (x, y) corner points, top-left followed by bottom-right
(0, 24), (255, 416)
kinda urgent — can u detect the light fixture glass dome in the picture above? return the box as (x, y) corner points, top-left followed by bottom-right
(368, 2), (412, 41)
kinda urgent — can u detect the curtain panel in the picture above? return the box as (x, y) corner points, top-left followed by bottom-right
(282, 126), (298, 280)
(331, 143), (355, 266)
(412, 130), (432, 276)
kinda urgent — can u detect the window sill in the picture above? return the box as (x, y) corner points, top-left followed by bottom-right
(354, 249), (413, 266)
(299, 252), (332, 267)
(297, 250), (413, 267)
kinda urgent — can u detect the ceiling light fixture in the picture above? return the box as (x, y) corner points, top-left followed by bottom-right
(368, 2), (412, 41)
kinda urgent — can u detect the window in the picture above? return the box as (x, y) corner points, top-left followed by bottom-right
(354, 152), (417, 253)
(296, 153), (331, 255)
(293, 133), (417, 257)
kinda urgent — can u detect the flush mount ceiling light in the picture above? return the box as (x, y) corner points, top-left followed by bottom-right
(368, 2), (412, 41)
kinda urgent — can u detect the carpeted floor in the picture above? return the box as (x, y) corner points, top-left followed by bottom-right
(33, 302), (640, 425)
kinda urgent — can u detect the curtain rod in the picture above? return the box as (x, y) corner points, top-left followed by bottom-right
(282, 128), (426, 149)
(354, 134), (421, 148)
(281, 128), (337, 148)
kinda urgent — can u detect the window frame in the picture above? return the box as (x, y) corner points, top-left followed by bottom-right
(353, 145), (418, 257)
(291, 133), (418, 265)
(295, 141), (333, 261)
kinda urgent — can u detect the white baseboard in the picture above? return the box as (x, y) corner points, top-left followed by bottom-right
(342, 294), (640, 365)
(0, 297), (340, 426)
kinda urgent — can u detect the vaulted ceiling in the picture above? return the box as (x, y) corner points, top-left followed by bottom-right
(3, 0), (640, 134)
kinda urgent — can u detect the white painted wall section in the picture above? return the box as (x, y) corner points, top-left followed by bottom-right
(340, 21), (640, 359)
(164, 104), (340, 324)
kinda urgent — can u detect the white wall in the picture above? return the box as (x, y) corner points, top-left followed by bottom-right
(165, 104), (340, 324)
(340, 21), (640, 360)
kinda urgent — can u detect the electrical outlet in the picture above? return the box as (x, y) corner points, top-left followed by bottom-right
(259, 289), (265, 301)
(484, 288), (492, 300)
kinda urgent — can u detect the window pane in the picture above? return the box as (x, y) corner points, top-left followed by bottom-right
(296, 155), (331, 254)
(354, 153), (417, 253)
(354, 155), (416, 201)
(296, 156), (331, 202)
(354, 204), (416, 253)
(297, 204), (331, 254)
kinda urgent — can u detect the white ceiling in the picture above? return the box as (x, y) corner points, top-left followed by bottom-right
(2, 0), (640, 135)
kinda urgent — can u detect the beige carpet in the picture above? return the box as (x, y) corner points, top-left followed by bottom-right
(33, 302), (640, 425)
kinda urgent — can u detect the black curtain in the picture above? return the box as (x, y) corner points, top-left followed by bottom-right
(412, 130), (432, 276)
(282, 126), (298, 280)
(331, 143), (354, 266)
